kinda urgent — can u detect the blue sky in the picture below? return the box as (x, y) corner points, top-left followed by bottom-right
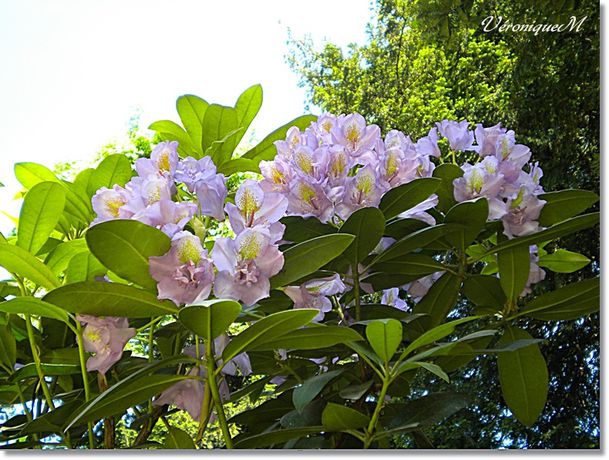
(0, 0), (373, 232)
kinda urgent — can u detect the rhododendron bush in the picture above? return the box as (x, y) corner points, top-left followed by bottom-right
(0, 85), (599, 449)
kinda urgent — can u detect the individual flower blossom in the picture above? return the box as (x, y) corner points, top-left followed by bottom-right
(336, 165), (386, 220)
(493, 131), (532, 182)
(331, 113), (381, 159)
(381, 288), (408, 311)
(525, 162), (545, 195)
(175, 156), (219, 192)
(149, 231), (214, 306)
(284, 274), (346, 321)
(403, 271), (444, 303)
(152, 200), (198, 237)
(212, 228), (284, 306)
(436, 120), (475, 152)
(372, 237), (396, 254)
(324, 145), (352, 187)
(154, 366), (205, 421)
(195, 173), (227, 221)
(259, 157), (293, 193)
(135, 141), (179, 179)
(286, 177), (335, 223)
(77, 315), (136, 375)
(121, 175), (173, 219)
(501, 190), (546, 239)
(520, 245), (546, 297)
(474, 123), (506, 157)
(91, 185), (133, 225)
(397, 195), (439, 226)
(379, 132), (420, 187)
(453, 156), (508, 220)
(312, 113), (339, 143)
(225, 180), (288, 243)
(415, 127), (441, 158)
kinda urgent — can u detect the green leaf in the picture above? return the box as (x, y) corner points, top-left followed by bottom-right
(14, 162), (58, 189)
(385, 218), (428, 239)
(395, 361), (449, 382)
(471, 213), (599, 261)
(164, 426), (196, 449)
(0, 325), (16, 370)
(201, 104), (239, 163)
(87, 154), (133, 197)
(0, 297), (69, 323)
(251, 325), (363, 351)
(216, 158), (259, 175)
(538, 249), (590, 273)
(234, 84), (263, 144)
(293, 369), (343, 412)
(241, 115), (317, 165)
(322, 402), (369, 431)
(401, 316), (480, 359)
(43, 281), (178, 317)
(45, 239), (88, 274)
(281, 216), (334, 243)
(412, 272), (461, 330)
(340, 207), (385, 264)
(339, 380), (374, 400)
(520, 277), (599, 321)
(444, 198), (488, 251)
(538, 189), (599, 226)
(497, 245), (530, 301)
(462, 275), (506, 309)
(366, 319), (402, 363)
(10, 362), (80, 382)
(270, 234), (354, 288)
(0, 242), (59, 290)
(17, 182), (66, 254)
(86, 219), (171, 290)
(432, 164), (463, 213)
(148, 120), (195, 157)
(372, 254), (445, 276)
(234, 427), (323, 449)
(222, 309), (318, 364)
(497, 326), (548, 427)
(64, 251), (105, 284)
(379, 178), (441, 220)
(178, 299), (242, 341)
(177, 94), (209, 153)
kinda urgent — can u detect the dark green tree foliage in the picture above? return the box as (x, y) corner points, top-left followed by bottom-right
(288, 0), (599, 448)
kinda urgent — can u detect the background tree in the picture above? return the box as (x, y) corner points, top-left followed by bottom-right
(288, 0), (599, 448)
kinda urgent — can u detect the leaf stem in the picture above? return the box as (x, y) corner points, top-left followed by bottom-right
(205, 341), (233, 449)
(25, 314), (55, 411)
(195, 381), (212, 446)
(75, 321), (95, 449)
(363, 376), (391, 448)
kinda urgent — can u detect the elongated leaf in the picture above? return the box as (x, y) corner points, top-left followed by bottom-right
(64, 251), (105, 284)
(148, 120), (195, 157)
(412, 272), (461, 330)
(520, 277), (599, 321)
(384, 218), (428, 239)
(234, 84), (263, 144)
(45, 239), (88, 274)
(14, 162), (58, 189)
(86, 219), (171, 290)
(293, 369), (343, 412)
(10, 362), (80, 382)
(17, 182), (66, 254)
(444, 198), (488, 251)
(87, 154), (133, 197)
(281, 216), (334, 243)
(270, 234), (354, 288)
(252, 325), (363, 351)
(234, 426), (323, 449)
(366, 319), (402, 363)
(395, 361), (449, 382)
(538, 249), (590, 273)
(44, 281), (178, 317)
(497, 326), (548, 426)
(178, 299), (241, 340)
(432, 163), (463, 213)
(164, 426), (196, 449)
(471, 213), (599, 261)
(497, 245), (530, 301)
(340, 207), (385, 264)
(0, 242), (59, 290)
(0, 297), (69, 323)
(0, 325), (16, 370)
(401, 316), (479, 359)
(201, 104), (239, 163)
(372, 254), (445, 276)
(379, 178), (441, 220)
(241, 115), (317, 165)
(462, 275), (506, 309)
(216, 158), (259, 175)
(538, 189), (599, 226)
(222, 309), (318, 364)
(322, 403), (369, 431)
(177, 94), (209, 153)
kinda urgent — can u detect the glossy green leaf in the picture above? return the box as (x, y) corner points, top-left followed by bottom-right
(0, 325), (16, 370)
(293, 369), (343, 412)
(164, 426), (196, 449)
(43, 281), (178, 317)
(379, 178), (441, 220)
(0, 297), (70, 323)
(340, 207), (385, 264)
(10, 362), (80, 382)
(372, 254), (445, 276)
(538, 189), (599, 226)
(222, 309), (318, 364)
(395, 361), (449, 382)
(0, 242), (59, 290)
(45, 239), (88, 274)
(497, 326), (548, 426)
(64, 251), (106, 284)
(87, 154), (133, 197)
(177, 94), (209, 153)
(322, 402), (369, 431)
(497, 245), (530, 301)
(401, 316), (479, 359)
(201, 104), (239, 163)
(538, 249), (590, 273)
(251, 325), (363, 351)
(216, 158), (259, 175)
(281, 216), (334, 243)
(86, 219), (171, 290)
(462, 275), (506, 309)
(148, 120), (195, 157)
(520, 277), (599, 321)
(270, 234), (354, 288)
(14, 162), (58, 189)
(412, 272), (461, 330)
(371, 224), (454, 265)
(17, 182), (66, 254)
(432, 163), (463, 213)
(178, 299), (242, 341)
(384, 218), (428, 239)
(234, 426), (323, 449)
(444, 198), (488, 251)
(366, 319), (402, 363)
(234, 84), (263, 143)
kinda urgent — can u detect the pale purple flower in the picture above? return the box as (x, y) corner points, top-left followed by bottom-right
(154, 366), (205, 421)
(91, 185), (133, 225)
(379, 141), (419, 187)
(502, 191), (546, 239)
(135, 141), (179, 179)
(77, 315), (136, 375)
(331, 114), (381, 159)
(403, 271), (444, 303)
(175, 156), (219, 192)
(437, 120), (475, 152)
(212, 228), (284, 306)
(286, 177), (335, 223)
(381, 288), (408, 311)
(195, 174), (227, 221)
(259, 157), (293, 193)
(494, 131), (532, 182)
(336, 165), (386, 220)
(284, 274), (346, 321)
(415, 127), (441, 158)
(225, 180), (287, 243)
(474, 123), (506, 157)
(397, 195), (439, 225)
(149, 231), (214, 306)
(138, 199), (197, 237)
(373, 237), (396, 254)
(520, 246), (546, 297)
(121, 176), (173, 219)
